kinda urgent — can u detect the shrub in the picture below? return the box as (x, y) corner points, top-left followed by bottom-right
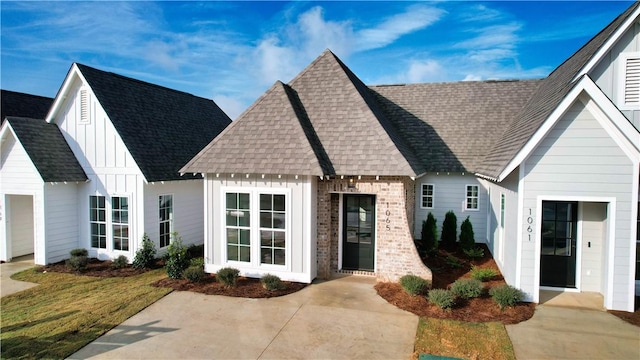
(445, 253), (464, 268)
(399, 275), (431, 296)
(428, 289), (456, 310)
(65, 255), (88, 272)
(261, 274), (283, 291)
(441, 211), (457, 248)
(183, 265), (205, 283)
(470, 267), (498, 282)
(463, 247), (484, 259)
(489, 284), (524, 310)
(133, 233), (157, 269)
(70, 248), (88, 257)
(421, 213), (438, 254)
(190, 257), (204, 268)
(459, 216), (475, 250)
(217, 267), (240, 287)
(164, 234), (190, 279)
(186, 244), (204, 259)
(450, 278), (483, 299)
(112, 255), (128, 269)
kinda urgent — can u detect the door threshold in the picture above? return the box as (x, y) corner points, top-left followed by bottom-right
(335, 269), (375, 276)
(540, 286), (579, 292)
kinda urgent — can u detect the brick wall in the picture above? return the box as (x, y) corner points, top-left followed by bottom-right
(316, 176), (432, 282)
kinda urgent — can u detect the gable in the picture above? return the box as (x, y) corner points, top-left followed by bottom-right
(0, 125), (43, 186)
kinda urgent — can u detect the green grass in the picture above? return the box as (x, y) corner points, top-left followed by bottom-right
(414, 318), (515, 360)
(1, 268), (171, 359)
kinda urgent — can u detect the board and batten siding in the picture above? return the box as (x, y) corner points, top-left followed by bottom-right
(44, 184), (80, 263)
(413, 174), (488, 242)
(0, 132), (46, 263)
(55, 76), (146, 260)
(204, 174), (317, 283)
(521, 99), (635, 311)
(144, 180), (204, 252)
(591, 20), (639, 129)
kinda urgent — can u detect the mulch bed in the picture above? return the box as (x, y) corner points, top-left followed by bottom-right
(608, 297), (640, 327)
(152, 275), (307, 298)
(375, 244), (536, 324)
(38, 258), (161, 277)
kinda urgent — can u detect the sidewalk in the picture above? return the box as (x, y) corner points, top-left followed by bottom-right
(0, 255), (38, 297)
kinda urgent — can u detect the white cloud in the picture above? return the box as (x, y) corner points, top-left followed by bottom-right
(405, 59), (444, 83)
(213, 95), (248, 121)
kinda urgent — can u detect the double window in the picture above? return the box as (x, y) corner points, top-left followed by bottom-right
(420, 184), (434, 209)
(90, 195), (129, 251)
(224, 190), (288, 267)
(466, 185), (479, 210)
(159, 195), (173, 248)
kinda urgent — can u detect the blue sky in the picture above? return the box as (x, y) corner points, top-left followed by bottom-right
(1, 1), (634, 119)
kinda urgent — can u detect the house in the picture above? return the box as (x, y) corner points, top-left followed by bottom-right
(183, 2), (639, 312)
(0, 64), (231, 265)
(1, 90), (53, 123)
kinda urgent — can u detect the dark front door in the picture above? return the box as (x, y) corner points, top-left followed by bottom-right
(343, 194), (375, 271)
(540, 201), (578, 288)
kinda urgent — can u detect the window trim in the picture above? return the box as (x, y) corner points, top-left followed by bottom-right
(465, 184), (480, 211)
(617, 52), (640, 110)
(159, 194), (174, 248)
(221, 187), (291, 271)
(420, 183), (435, 209)
(90, 195), (107, 249)
(111, 196), (129, 251)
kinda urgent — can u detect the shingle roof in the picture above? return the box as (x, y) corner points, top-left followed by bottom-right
(5, 117), (87, 182)
(75, 64), (232, 182)
(1, 90), (53, 123)
(370, 80), (542, 173)
(476, 1), (640, 179)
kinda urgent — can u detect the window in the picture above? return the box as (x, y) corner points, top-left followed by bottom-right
(90, 196), (106, 248)
(226, 192), (251, 262)
(112, 197), (129, 251)
(619, 53), (640, 110)
(500, 194), (505, 229)
(159, 195), (173, 248)
(465, 185), (479, 210)
(541, 202), (577, 256)
(260, 194), (286, 265)
(421, 184), (434, 209)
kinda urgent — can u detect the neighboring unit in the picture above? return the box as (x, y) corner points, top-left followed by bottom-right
(0, 65), (231, 264)
(183, 2), (640, 311)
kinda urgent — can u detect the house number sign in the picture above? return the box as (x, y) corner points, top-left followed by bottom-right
(526, 208), (534, 241)
(385, 203), (391, 231)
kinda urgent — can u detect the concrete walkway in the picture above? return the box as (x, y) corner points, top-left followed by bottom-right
(0, 255), (38, 297)
(69, 275), (419, 359)
(506, 305), (640, 360)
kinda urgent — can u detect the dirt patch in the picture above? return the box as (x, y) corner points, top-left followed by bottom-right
(375, 244), (535, 324)
(609, 296), (640, 327)
(38, 258), (160, 277)
(153, 276), (307, 298)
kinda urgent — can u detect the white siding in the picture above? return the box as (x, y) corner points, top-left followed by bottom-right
(591, 21), (640, 129)
(144, 180), (204, 253)
(204, 174), (316, 283)
(8, 195), (34, 257)
(580, 202), (607, 293)
(44, 184), (80, 263)
(414, 174), (488, 242)
(521, 99), (636, 311)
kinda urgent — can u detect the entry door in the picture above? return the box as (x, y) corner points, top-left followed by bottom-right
(343, 195), (375, 271)
(540, 201), (578, 287)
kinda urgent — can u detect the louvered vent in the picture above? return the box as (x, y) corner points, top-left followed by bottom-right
(624, 57), (640, 107)
(79, 88), (90, 124)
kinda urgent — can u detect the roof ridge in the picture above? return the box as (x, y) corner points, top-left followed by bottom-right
(1, 89), (53, 100)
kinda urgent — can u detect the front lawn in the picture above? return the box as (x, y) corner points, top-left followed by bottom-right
(1, 268), (171, 359)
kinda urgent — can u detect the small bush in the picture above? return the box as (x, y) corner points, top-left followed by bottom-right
(70, 248), (88, 257)
(459, 216), (475, 250)
(261, 274), (283, 291)
(164, 234), (190, 279)
(463, 247), (484, 259)
(183, 266), (206, 283)
(450, 278), (483, 299)
(112, 255), (128, 269)
(190, 257), (204, 268)
(489, 284), (524, 310)
(217, 267), (240, 287)
(65, 255), (88, 272)
(186, 244), (204, 259)
(470, 267), (497, 282)
(133, 234), (157, 269)
(399, 275), (431, 296)
(445, 254), (464, 268)
(441, 211), (457, 248)
(428, 289), (456, 310)
(421, 213), (438, 254)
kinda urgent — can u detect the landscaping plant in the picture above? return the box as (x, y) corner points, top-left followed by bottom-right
(450, 278), (483, 299)
(164, 233), (190, 279)
(444, 253), (464, 268)
(261, 274), (283, 291)
(459, 216), (475, 250)
(470, 266), (497, 282)
(65, 248), (88, 272)
(217, 267), (240, 287)
(489, 284), (524, 310)
(428, 289), (456, 310)
(183, 266), (206, 282)
(399, 274), (431, 296)
(112, 255), (128, 269)
(441, 211), (457, 248)
(421, 212), (438, 254)
(132, 233), (157, 269)
(463, 247), (484, 259)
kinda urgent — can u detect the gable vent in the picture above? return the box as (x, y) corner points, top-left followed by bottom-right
(79, 88), (90, 124)
(624, 57), (640, 107)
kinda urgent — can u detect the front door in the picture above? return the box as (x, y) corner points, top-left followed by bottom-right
(343, 194), (375, 271)
(540, 201), (578, 288)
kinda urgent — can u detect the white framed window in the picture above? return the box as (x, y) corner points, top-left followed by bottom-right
(259, 194), (286, 265)
(90, 195), (106, 249)
(465, 185), (479, 211)
(159, 195), (173, 248)
(112, 197), (129, 251)
(420, 184), (434, 209)
(226, 192), (252, 262)
(618, 52), (640, 110)
(499, 193), (505, 262)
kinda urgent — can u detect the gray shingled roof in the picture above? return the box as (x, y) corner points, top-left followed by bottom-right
(370, 80), (542, 173)
(5, 117), (87, 182)
(476, 1), (640, 179)
(1, 90), (53, 123)
(76, 64), (231, 182)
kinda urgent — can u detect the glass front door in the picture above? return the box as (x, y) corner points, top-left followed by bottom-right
(540, 201), (578, 288)
(343, 194), (375, 271)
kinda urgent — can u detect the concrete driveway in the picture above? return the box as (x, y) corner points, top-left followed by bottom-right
(69, 275), (418, 359)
